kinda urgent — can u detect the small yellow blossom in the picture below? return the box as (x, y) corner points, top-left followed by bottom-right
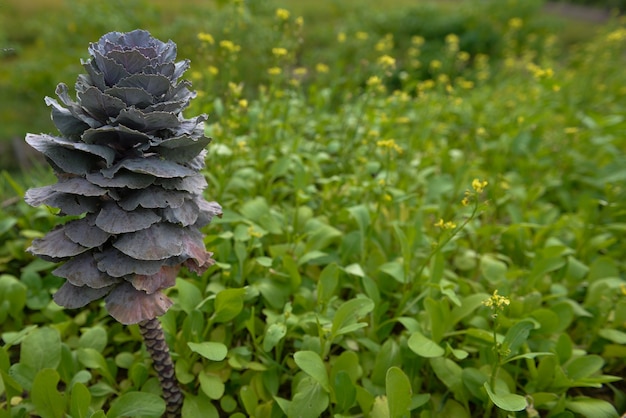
(607, 28), (626, 42)
(472, 178), (488, 193)
(267, 67), (282, 76)
(272, 47), (288, 57)
(445, 33), (459, 45)
(356, 31), (369, 41)
(220, 40), (241, 53)
(248, 226), (263, 238)
(337, 32), (346, 43)
(458, 79), (474, 89)
(376, 138), (403, 154)
(476, 127), (487, 136)
(295, 16), (304, 27)
(366, 76), (382, 87)
(435, 218), (457, 229)
(276, 8), (290, 20)
(457, 51), (471, 62)
(564, 127), (579, 134)
(377, 54), (396, 69)
(228, 82), (243, 96)
(508, 17), (523, 29)
(293, 67), (308, 77)
(430, 60), (442, 70)
(621, 283), (626, 296)
(208, 66), (219, 76)
(238, 99), (248, 109)
(197, 32), (215, 44)
(461, 196), (470, 206)
(190, 71), (202, 80)
(483, 290), (511, 309)
(411, 35), (425, 46)
(383, 194), (393, 202)
(315, 63), (329, 74)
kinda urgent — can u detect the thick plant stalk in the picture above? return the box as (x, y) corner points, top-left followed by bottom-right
(139, 318), (182, 418)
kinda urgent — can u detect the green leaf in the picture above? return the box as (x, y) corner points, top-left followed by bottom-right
(175, 278), (202, 314)
(378, 261), (406, 284)
(182, 393), (219, 418)
(31, 369), (65, 418)
(0, 369), (22, 401)
(386, 367), (412, 418)
(213, 288), (245, 323)
(199, 373), (225, 399)
(317, 263), (338, 307)
(565, 355), (604, 380)
(347, 204), (370, 235)
(188, 341), (228, 361)
(598, 328), (626, 344)
(502, 320), (535, 359)
(0, 274), (27, 322)
(263, 323), (287, 352)
(564, 397), (618, 418)
(107, 392), (166, 418)
(70, 382), (91, 418)
(76, 348), (115, 384)
(78, 326), (108, 352)
(333, 371), (356, 412)
(407, 331), (445, 358)
(429, 358), (466, 401)
(294, 351), (329, 392)
(330, 297), (374, 339)
(10, 327), (61, 390)
(288, 377), (329, 418)
(483, 382), (527, 412)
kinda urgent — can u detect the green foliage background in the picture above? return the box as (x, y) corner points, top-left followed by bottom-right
(1, 0), (626, 417)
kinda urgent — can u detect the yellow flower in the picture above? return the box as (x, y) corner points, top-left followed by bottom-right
(434, 218), (457, 229)
(411, 35), (425, 46)
(461, 196), (470, 206)
(238, 99), (248, 109)
(197, 32), (215, 44)
(337, 32), (346, 43)
(267, 67), (282, 76)
(607, 28), (626, 42)
(295, 16), (304, 27)
(376, 138), (403, 154)
(377, 54), (396, 70)
(430, 60), (442, 70)
(220, 40), (241, 53)
(445, 33), (459, 45)
(315, 63), (329, 74)
(294, 67), (308, 77)
(366, 76), (382, 87)
(508, 17), (523, 29)
(272, 47), (288, 57)
(472, 178), (488, 193)
(208, 66), (219, 76)
(276, 8), (290, 20)
(483, 290), (511, 310)
(457, 51), (470, 62)
(356, 31), (369, 41)
(564, 127), (579, 134)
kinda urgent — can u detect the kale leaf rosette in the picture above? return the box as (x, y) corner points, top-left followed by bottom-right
(25, 30), (221, 324)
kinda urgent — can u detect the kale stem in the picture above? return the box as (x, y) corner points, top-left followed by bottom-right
(139, 318), (183, 418)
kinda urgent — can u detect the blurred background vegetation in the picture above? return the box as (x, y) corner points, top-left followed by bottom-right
(0, 0), (619, 170)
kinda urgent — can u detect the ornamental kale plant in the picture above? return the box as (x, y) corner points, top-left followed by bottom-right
(24, 30), (220, 417)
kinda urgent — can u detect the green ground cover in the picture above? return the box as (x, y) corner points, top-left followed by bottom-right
(1, 0), (626, 417)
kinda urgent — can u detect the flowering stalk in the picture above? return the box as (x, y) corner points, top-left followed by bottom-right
(24, 30), (220, 416)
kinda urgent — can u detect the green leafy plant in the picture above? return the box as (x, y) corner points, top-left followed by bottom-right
(23, 30), (220, 417)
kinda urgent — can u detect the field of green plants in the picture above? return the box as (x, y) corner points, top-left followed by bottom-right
(1, 0), (626, 417)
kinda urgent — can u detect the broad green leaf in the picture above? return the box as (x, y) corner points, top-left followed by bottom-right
(31, 369), (65, 418)
(480, 254), (507, 283)
(564, 397), (618, 418)
(70, 382), (91, 418)
(330, 351), (361, 384)
(10, 327), (61, 390)
(330, 297), (374, 339)
(483, 382), (527, 412)
(239, 385), (258, 416)
(371, 340), (401, 386)
(430, 358), (466, 401)
(107, 391), (166, 418)
(343, 263), (365, 277)
(199, 373), (225, 399)
(288, 377), (329, 418)
(347, 204), (370, 235)
(504, 352), (554, 364)
(502, 320), (535, 359)
(0, 274), (27, 321)
(188, 341), (228, 361)
(407, 331), (445, 358)
(565, 355), (604, 380)
(424, 297), (449, 343)
(294, 351), (329, 392)
(0, 369), (22, 401)
(78, 326), (108, 352)
(263, 322), (287, 352)
(175, 278), (202, 314)
(386, 367), (412, 418)
(450, 293), (490, 326)
(378, 261), (405, 284)
(76, 348), (115, 384)
(317, 263), (338, 307)
(370, 396), (390, 418)
(598, 328), (626, 344)
(334, 371), (356, 412)
(213, 288), (245, 323)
